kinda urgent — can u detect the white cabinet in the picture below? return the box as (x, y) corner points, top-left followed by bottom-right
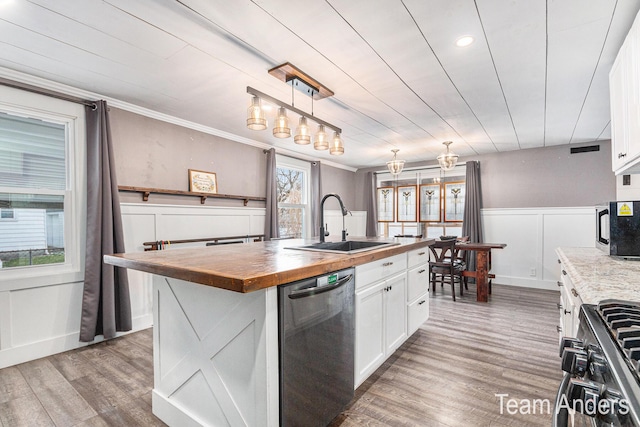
(354, 246), (432, 388)
(355, 271), (407, 387)
(611, 11), (640, 174)
(406, 248), (430, 335)
(557, 258), (582, 339)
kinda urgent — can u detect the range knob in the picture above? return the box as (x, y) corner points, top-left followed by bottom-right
(598, 388), (625, 423)
(562, 348), (588, 376)
(588, 352), (608, 378)
(566, 378), (602, 416)
(559, 337), (584, 357)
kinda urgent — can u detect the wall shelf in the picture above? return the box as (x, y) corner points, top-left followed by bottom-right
(118, 185), (266, 206)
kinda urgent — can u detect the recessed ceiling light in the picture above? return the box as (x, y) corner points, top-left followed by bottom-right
(455, 36), (474, 47)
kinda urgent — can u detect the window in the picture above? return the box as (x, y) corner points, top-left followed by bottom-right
(377, 165), (466, 238)
(0, 85), (85, 288)
(276, 155), (310, 238)
(0, 208), (14, 220)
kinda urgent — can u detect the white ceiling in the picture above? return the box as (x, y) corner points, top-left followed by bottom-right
(1, 0), (639, 170)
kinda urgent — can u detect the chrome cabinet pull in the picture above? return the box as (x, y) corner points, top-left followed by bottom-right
(557, 303), (563, 310)
(564, 309), (571, 315)
(557, 326), (562, 333)
(557, 281), (563, 287)
(418, 251), (426, 256)
(418, 269), (426, 274)
(562, 270), (567, 275)
(382, 262), (393, 267)
(619, 152), (627, 159)
(571, 288), (579, 298)
(418, 300), (426, 305)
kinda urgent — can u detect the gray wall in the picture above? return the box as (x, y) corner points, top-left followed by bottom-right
(321, 164), (357, 210)
(354, 141), (616, 210)
(109, 107), (357, 207)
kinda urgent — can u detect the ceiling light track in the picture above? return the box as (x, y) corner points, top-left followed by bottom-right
(246, 86), (341, 134)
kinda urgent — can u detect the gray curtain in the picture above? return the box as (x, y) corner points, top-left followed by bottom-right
(264, 148), (279, 240)
(365, 171), (378, 237)
(80, 100), (132, 342)
(461, 161), (483, 272)
(310, 161), (322, 238)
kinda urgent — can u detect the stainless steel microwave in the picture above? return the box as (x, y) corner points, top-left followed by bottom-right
(596, 201), (640, 258)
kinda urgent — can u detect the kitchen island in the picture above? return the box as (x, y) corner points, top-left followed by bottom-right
(105, 237), (432, 427)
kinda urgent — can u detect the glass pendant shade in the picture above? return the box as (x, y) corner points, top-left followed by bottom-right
(329, 131), (344, 155)
(294, 116), (311, 145)
(272, 107), (291, 138)
(386, 149), (404, 175)
(314, 124), (329, 150)
(437, 141), (459, 171)
(246, 96), (267, 130)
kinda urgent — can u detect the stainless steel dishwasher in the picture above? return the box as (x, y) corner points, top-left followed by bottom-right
(278, 268), (355, 427)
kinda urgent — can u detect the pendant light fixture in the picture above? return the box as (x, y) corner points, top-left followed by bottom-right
(246, 96), (267, 130)
(437, 141), (459, 171)
(272, 107), (291, 138)
(314, 124), (329, 150)
(245, 63), (345, 154)
(330, 131), (344, 155)
(294, 116), (311, 144)
(386, 149), (405, 175)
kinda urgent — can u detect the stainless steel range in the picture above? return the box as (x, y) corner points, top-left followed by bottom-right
(555, 300), (640, 426)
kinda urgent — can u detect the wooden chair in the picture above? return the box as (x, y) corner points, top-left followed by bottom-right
(453, 236), (469, 290)
(428, 239), (465, 301)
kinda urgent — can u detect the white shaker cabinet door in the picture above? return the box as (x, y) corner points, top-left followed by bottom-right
(355, 281), (385, 387)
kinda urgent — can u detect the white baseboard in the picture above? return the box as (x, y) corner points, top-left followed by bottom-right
(152, 391), (205, 427)
(0, 313), (153, 369)
(494, 276), (560, 291)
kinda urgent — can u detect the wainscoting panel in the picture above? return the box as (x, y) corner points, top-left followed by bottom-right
(152, 276), (278, 427)
(0, 203), (266, 369)
(483, 207), (594, 290)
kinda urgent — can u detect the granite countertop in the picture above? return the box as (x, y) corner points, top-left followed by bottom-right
(556, 247), (640, 304)
(104, 237), (433, 293)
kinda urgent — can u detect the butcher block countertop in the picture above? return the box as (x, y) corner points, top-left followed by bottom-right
(556, 247), (640, 304)
(104, 237), (434, 293)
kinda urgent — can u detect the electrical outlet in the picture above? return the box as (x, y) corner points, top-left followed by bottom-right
(530, 268), (536, 277)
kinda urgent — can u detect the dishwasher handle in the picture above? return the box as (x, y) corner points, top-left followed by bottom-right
(288, 274), (354, 299)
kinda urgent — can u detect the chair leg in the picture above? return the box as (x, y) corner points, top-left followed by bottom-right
(450, 275), (456, 301)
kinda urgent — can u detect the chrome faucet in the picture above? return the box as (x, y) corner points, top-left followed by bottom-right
(319, 193), (349, 243)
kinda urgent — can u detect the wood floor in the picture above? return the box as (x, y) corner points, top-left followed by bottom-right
(0, 283), (562, 427)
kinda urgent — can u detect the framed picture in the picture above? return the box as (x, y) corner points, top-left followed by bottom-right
(397, 185), (417, 222)
(377, 187), (395, 222)
(188, 169), (218, 194)
(444, 181), (465, 222)
(419, 184), (441, 222)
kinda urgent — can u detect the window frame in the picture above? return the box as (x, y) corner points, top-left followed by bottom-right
(376, 164), (466, 238)
(275, 154), (311, 239)
(0, 86), (86, 291)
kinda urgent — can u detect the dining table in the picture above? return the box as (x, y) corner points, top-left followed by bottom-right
(456, 242), (507, 302)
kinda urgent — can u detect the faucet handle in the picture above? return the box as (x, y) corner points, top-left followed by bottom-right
(324, 224), (330, 237)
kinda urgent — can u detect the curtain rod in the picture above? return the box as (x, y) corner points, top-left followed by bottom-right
(0, 77), (97, 110)
(263, 149), (319, 165)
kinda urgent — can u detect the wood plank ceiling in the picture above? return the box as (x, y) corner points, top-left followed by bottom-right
(0, 0), (639, 169)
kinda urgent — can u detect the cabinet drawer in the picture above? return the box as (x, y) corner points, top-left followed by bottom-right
(407, 265), (429, 302)
(355, 253), (407, 290)
(407, 247), (429, 268)
(408, 294), (429, 335)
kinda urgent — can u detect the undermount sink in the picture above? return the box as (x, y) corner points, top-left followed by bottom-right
(286, 240), (399, 254)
